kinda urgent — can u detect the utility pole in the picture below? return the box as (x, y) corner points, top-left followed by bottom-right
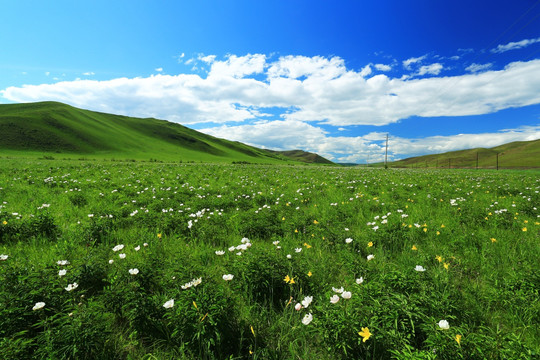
(384, 133), (389, 169)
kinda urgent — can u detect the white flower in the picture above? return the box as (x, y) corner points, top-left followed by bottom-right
(222, 274), (234, 281)
(134, 245), (140, 251)
(302, 313), (313, 325)
(32, 302), (45, 311)
(228, 246), (236, 252)
(287, 254), (292, 259)
(438, 319), (450, 330)
(272, 240), (280, 245)
(295, 248), (302, 253)
(0, 254), (8, 261)
(295, 303), (302, 311)
(367, 254), (375, 261)
(330, 294), (340, 304)
(143, 242), (148, 247)
(341, 291), (352, 299)
(215, 250), (225, 255)
(65, 282), (79, 292)
(58, 269), (67, 277)
(57, 260), (70, 266)
(119, 253), (126, 259)
(129, 268), (139, 275)
(356, 277), (364, 284)
(192, 277), (202, 286)
(112, 244), (124, 252)
(332, 286), (344, 293)
(241, 237), (249, 243)
(108, 259), (114, 264)
(301, 296), (313, 308)
(415, 265), (426, 272)
(345, 237), (353, 244)
(163, 299), (174, 309)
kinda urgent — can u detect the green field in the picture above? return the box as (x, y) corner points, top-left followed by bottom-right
(1, 159), (539, 359)
(0, 102), (330, 164)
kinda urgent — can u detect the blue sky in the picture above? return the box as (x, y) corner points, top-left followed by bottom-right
(1, 0), (540, 163)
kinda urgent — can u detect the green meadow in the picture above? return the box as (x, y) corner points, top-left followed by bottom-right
(0, 159), (539, 359)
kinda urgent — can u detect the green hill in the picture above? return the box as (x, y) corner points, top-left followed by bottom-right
(267, 149), (334, 164)
(390, 139), (540, 169)
(0, 101), (333, 164)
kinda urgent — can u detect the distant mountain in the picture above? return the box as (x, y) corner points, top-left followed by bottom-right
(0, 101), (333, 164)
(391, 139), (540, 169)
(266, 149), (334, 164)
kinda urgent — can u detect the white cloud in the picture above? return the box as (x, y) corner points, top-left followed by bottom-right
(200, 120), (540, 163)
(2, 54), (540, 129)
(492, 37), (540, 53)
(416, 63), (443, 76)
(209, 54), (266, 78)
(45, 72), (50, 76)
(155, 67), (163, 72)
(83, 72), (95, 76)
(403, 55), (426, 70)
(465, 63), (492, 73)
(374, 63), (391, 71)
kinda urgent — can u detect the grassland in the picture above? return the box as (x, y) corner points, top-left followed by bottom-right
(0, 159), (539, 359)
(0, 102), (329, 165)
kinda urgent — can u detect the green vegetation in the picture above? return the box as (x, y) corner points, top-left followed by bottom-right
(0, 101), (332, 165)
(1, 159), (539, 359)
(390, 139), (540, 169)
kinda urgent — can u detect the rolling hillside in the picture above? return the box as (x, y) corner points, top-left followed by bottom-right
(390, 139), (540, 169)
(0, 101), (333, 164)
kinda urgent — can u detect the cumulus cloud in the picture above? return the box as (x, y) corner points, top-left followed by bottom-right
(82, 72), (95, 76)
(155, 68), (163, 72)
(492, 37), (540, 53)
(416, 63), (443, 76)
(374, 63), (391, 71)
(465, 63), (492, 73)
(200, 120), (540, 163)
(403, 55), (427, 70)
(2, 54), (540, 128)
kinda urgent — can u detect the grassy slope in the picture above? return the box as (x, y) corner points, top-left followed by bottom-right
(0, 102), (330, 164)
(391, 139), (540, 168)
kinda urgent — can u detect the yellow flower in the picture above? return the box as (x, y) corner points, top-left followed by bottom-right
(367, 241), (373, 247)
(284, 275), (290, 283)
(490, 238), (496, 243)
(423, 228), (427, 233)
(313, 220), (319, 224)
(436, 255), (443, 263)
(441, 224), (445, 228)
(251, 325), (255, 336)
(524, 220), (528, 224)
(358, 327), (372, 342)
(289, 277), (295, 284)
(157, 233), (162, 238)
(411, 245), (417, 251)
(455, 334), (462, 345)
(282, 217), (285, 221)
(2, 220), (6, 225)
(307, 271), (312, 277)
(436, 231), (440, 235)
(443, 263), (449, 270)
(303, 242), (312, 248)
(522, 227), (527, 232)
(295, 229), (298, 233)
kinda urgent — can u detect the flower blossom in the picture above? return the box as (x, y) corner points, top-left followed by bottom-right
(65, 282), (79, 292)
(33, 302), (46, 311)
(163, 299), (175, 309)
(222, 274), (234, 281)
(302, 313), (313, 325)
(438, 319), (450, 330)
(301, 296), (313, 308)
(129, 268), (139, 275)
(330, 294), (340, 304)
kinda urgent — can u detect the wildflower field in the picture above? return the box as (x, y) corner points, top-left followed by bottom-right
(0, 159), (539, 359)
